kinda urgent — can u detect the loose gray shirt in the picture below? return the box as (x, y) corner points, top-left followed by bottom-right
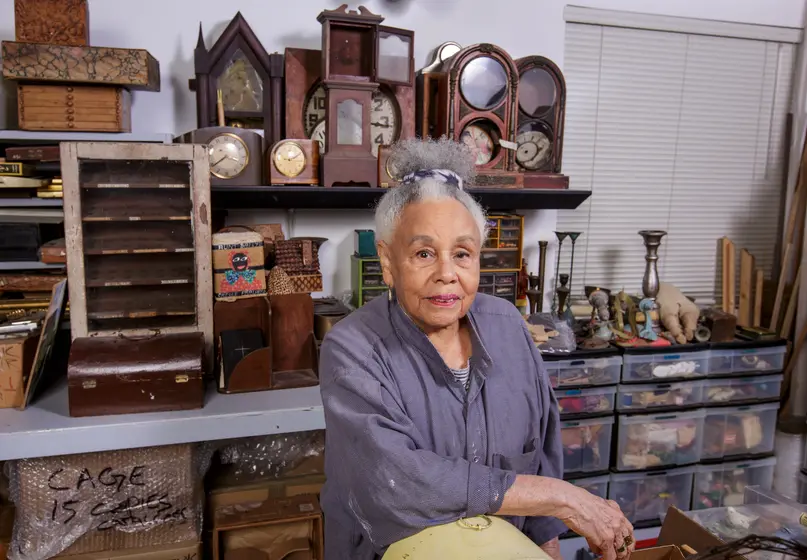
(319, 293), (566, 559)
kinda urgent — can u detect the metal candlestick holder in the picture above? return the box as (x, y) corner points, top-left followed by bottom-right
(552, 232), (568, 315)
(637, 230), (667, 341)
(567, 232), (582, 310)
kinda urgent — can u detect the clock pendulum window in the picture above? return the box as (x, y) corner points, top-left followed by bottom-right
(316, 5), (415, 187)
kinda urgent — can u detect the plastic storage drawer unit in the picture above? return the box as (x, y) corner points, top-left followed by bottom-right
(692, 457), (777, 510)
(708, 344), (786, 376)
(622, 350), (709, 383)
(544, 356), (622, 388)
(561, 416), (614, 476)
(609, 466), (695, 526)
(701, 402), (779, 461)
(616, 409), (705, 471)
(703, 374), (783, 405)
(617, 380), (704, 411)
(556, 386), (617, 418)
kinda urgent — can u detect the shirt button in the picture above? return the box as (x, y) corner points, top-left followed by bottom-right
(473, 457), (480, 463)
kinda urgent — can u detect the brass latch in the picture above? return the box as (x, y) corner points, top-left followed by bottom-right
(175, 374), (189, 383)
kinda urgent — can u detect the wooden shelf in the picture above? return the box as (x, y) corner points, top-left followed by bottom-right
(85, 253), (195, 287)
(0, 131), (173, 144)
(81, 189), (192, 221)
(83, 222), (194, 255)
(81, 182), (189, 189)
(86, 284), (195, 319)
(211, 185), (592, 211)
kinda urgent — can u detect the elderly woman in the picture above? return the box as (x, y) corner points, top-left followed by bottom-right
(319, 139), (634, 560)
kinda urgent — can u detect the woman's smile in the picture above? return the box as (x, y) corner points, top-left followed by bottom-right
(426, 294), (461, 307)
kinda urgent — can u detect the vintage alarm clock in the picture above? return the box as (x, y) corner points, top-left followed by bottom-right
(176, 126), (264, 187)
(267, 139), (319, 185)
(515, 56), (568, 189)
(416, 43), (522, 187)
(377, 145), (404, 188)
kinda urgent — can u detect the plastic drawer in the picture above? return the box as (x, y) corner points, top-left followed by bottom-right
(692, 457), (776, 510)
(708, 345), (786, 376)
(701, 402), (779, 461)
(622, 350), (709, 383)
(556, 386), (617, 418)
(561, 416), (614, 476)
(545, 356), (622, 388)
(703, 374), (783, 405)
(617, 380), (704, 411)
(609, 466), (695, 526)
(616, 409), (705, 471)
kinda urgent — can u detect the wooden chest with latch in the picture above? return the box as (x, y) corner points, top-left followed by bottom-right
(18, 84), (131, 132)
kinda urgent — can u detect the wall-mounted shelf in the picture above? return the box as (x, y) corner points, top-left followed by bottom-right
(0, 261), (64, 271)
(212, 186), (592, 211)
(0, 198), (63, 208)
(0, 381), (325, 460)
(0, 131), (173, 144)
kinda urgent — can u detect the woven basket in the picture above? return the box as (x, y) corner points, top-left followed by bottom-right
(289, 274), (323, 294)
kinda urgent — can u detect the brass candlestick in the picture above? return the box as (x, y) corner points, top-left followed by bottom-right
(537, 240), (548, 312)
(552, 232), (568, 315)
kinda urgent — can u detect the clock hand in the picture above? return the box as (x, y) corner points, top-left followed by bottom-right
(371, 122), (391, 128)
(212, 155), (227, 166)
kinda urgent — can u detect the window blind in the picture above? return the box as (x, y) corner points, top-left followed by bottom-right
(557, 21), (796, 303)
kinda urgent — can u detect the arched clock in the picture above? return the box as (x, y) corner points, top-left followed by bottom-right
(515, 56), (568, 189)
(285, 47), (415, 160)
(417, 43), (523, 187)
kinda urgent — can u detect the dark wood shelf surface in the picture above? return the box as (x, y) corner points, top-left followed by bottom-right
(211, 185), (591, 211)
(83, 222), (194, 255)
(85, 253), (195, 287)
(86, 284), (196, 319)
(81, 188), (192, 222)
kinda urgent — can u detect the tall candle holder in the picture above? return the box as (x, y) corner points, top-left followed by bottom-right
(637, 230), (667, 341)
(552, 232), (568, 315)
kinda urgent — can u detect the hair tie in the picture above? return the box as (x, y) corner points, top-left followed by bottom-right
(400, 169), (464, 190)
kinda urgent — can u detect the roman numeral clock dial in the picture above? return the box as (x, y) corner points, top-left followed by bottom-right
(304, 85), (399, 156)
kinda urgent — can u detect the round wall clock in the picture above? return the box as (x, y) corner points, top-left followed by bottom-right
(208, 133), (249, 179)
(303, 84), (400, 156)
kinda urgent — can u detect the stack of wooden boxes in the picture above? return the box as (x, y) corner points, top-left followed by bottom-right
(2, 0), (160, 132)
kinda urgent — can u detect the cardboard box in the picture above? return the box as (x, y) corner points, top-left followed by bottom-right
(630, 545), (686, 560)
(658, 506), (746, 560)
(54, 541), (201, 560)
(209, 473), (325, 511)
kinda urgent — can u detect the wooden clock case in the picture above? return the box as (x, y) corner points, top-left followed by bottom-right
(284, 47), (415, 148)
(267, 139), (319, 185)
(176, 126), (264, 187)
(515, 56), (568, 189)
(418, 43), (522, 187)
(191, 12), (284, 146)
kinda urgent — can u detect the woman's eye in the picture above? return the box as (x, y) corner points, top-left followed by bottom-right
(417, 250), (431, 259)
(455, 251), (471, 260)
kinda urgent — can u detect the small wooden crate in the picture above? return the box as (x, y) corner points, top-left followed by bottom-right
(18, 84), (131, 132)
(0, 334), (37, 409)
(14, 0), (90, 46)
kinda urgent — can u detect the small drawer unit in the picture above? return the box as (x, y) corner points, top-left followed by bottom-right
(481, 214), (523, 272)
(609, 466), (695, 526)
(478, 272), (518, 304)
(708, 341), (786, 376)
(692, 457), (777, 510)
(556, 386), (616, 418)
(544, 355), (622, 389)
(351, 255), (388, 307)
(561, 415), (614, 476)
(701, 402), (779, 461)
(703, 374), (783, 405)
(616, 409), (705, 471)
(622, 348), (709, 383)
(617, 380), (704, 412)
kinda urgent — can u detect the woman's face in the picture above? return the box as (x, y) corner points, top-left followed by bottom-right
(378, 197), (481, 333)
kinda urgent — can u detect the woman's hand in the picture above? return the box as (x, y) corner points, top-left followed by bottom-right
(553, 481), (635, 560)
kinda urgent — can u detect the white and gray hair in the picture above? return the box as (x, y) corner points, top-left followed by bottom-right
(374, 138), (488, 243)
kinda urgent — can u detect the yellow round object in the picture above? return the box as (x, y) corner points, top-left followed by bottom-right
(382, 516), (551, 560)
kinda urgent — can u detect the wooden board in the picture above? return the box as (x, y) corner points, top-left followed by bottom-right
(14, 0), (89, 46)
(753, 269), (764, 327)
(82, 222), (194, 255)
(738, 249), (754, 326)
(721, 237), (736, 315)
(85, 253), (195, 287)
(2, 41), (160, 91)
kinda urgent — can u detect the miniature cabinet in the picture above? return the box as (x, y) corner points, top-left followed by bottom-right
(352, 255), (388, 307)
(61, 142), (213, 361)
(478, 272), (518, 305)
(482, 214), (523, 272)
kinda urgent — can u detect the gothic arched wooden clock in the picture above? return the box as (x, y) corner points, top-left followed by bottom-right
(515, 56), (568, 189)
(190, 12), (284, 146)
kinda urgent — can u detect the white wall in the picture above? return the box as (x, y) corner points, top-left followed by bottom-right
(0, 0), (803, 297)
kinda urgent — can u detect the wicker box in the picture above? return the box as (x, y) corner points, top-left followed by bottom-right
(213, 230), (267, 301)
(275, 238), (324, 294)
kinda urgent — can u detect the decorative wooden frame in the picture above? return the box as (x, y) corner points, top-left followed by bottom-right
(192, 12), (284, 146)
(60, 142), (214, 364)
(515, 55), (567, 184)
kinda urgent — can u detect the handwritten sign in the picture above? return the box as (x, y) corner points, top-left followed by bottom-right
(0, 342), (24, 408)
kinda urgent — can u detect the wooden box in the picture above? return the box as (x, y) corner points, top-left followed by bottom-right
(12, 444), (200, 557)
(2, 41), (160, 91)
(18, 84), (131, 132)
(0, 334), (37, 409)
(213, 230), (267, 301)
(212, 495), (323, 560)
(275, 238), (324, 294)
(214, 297), (272, 394)
(14, 0), (90, 46)
(60, 142), (214, 364)
(67, 332), (205, 417)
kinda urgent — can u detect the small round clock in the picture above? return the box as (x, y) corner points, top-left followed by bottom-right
(208, 133), (249, 179)
(273, 141), (307, 178)
(460, 123), (495, 165)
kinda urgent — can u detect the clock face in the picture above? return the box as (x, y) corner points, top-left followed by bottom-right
(516, 125), (553, 170)
(460, 124), (495, 165)
(304, 85), (399, 156)
(385, 152), (403, 181)
(273, 141), (307, 178)
(208, 133), (249, 179)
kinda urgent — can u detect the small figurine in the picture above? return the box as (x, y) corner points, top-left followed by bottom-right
(656, 282), (700, 344)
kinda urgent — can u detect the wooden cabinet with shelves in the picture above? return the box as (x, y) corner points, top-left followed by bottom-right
(482, 214), (524, 272)
(61, 142), (213, 359)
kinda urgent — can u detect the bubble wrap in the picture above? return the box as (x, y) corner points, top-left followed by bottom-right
(217, 430), (324, 480)
(528, 313), (576, 354)
(8, 444), (209, 560)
